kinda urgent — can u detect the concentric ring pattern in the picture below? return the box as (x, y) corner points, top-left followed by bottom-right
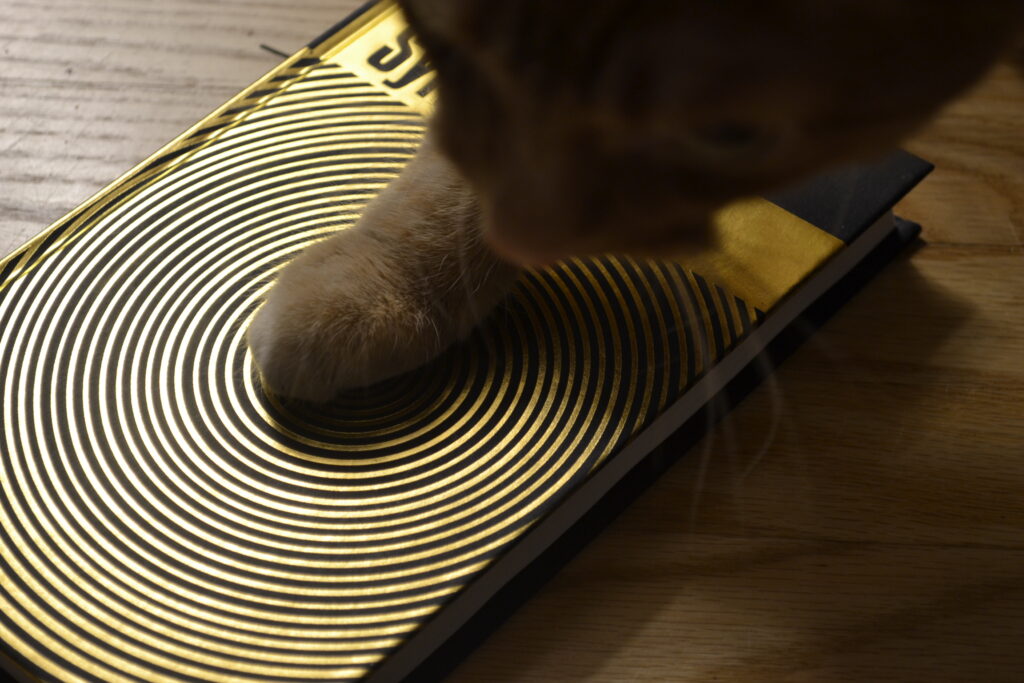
(0, 57), (759, 681)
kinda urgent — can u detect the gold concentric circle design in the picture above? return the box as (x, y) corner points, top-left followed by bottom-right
(0, 61), (758, 681)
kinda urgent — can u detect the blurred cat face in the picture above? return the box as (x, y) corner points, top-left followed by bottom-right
(401, 0), (1020, 265)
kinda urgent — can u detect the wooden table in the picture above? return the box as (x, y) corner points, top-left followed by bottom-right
(3, 2), (1022, 680)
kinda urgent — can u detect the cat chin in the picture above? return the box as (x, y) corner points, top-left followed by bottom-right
(481, 234), (562, 268)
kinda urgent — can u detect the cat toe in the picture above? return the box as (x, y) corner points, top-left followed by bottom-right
(246, 249), (442, 402)
(247, 297), (338, 402)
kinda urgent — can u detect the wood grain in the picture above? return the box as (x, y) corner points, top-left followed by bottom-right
(2, 2), (1022, 681)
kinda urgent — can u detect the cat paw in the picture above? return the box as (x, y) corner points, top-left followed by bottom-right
(247, 230), (450, 402)
(248, 135), (521, 402)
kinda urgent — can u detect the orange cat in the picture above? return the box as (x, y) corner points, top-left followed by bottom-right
(249, 0), (1023, 401)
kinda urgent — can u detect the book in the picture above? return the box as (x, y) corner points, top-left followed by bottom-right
(0, 1), (931, 681)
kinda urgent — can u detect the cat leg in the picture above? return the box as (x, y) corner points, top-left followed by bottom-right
(247, 135), (521, 402)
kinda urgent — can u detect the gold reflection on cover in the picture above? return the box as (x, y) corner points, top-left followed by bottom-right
(0, 2), (835, 681)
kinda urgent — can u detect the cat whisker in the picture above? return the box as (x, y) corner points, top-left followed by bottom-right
(737, 350), (785, 481)
(427, 315), (442, 348)
(687, 420), (715, 533)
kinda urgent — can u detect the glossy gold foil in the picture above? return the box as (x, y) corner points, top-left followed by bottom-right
(0, 3), (837, 680)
